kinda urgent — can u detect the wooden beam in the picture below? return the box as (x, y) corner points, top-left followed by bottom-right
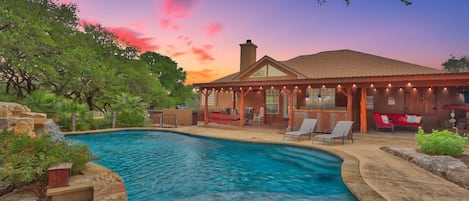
(201, 89), (212, 126)
(360, 88), (367, 133)
(239, 90), (244, 128)
(288, 89), (296, 129)
(289, 93), (294, 129)
(345, 88), (353, 121)
(237, 88), (251, 128)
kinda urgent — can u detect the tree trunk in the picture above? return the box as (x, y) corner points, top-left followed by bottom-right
(71, 112), (76, 131)
(112, 112), (116, 128)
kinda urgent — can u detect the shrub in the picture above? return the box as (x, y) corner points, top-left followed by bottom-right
(0, 131), (94, 184)
(415, 127), (469, 157)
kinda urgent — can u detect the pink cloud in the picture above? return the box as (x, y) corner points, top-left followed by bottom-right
(203, 44), (213, 49)
(79, 19), (158, 53)
(159, 0), (200, 29)
(162, 0), (199, 18)
(130, 19), (147, 32)
(107, 27), (159, 52)
(192, 45), (214, 63)
(202, 22), (223, 38)
(172, 52), (187, 57)
(160, 19), (171, 29)
(177, 35), (193, 46)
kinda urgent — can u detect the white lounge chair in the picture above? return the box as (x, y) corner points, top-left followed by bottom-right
(283, 119), (317, 141)
(313, 121), (354, 144)
(253, 107), (264, 124)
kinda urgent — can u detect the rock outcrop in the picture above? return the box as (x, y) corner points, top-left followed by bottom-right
(0, 102), (49, 138)
(382, 146), (469, 190)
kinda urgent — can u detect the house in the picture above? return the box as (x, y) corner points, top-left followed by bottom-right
(193, 40), (469, 133)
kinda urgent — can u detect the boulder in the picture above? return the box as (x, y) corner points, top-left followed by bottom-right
(0, 102), (40, 137)
(0, 102), (31, 115)
(0, 105), (12, 117)
(383, 146), (469, 190)
(12, 118), (36, 138)
(0, 118), (9, 130)
(19, 112), (47, 119)
(446, 168), (469, 189)
(411, 155), (467, 176)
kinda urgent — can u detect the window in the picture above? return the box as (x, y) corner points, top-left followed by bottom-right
(201, 92), (215, 106)
(251, 66), (267, 77)
(305, 88), (335, 110)
(266, 89), (279, 114)
(250, 64), (287, 78)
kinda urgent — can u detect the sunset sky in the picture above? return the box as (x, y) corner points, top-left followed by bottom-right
(57, 0), (469, 84)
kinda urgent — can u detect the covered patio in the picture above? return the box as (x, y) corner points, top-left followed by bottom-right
(194, 73), (469, 134)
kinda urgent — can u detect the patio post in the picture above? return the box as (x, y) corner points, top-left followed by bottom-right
(342, 88), (353, 121)
(239, 89), (245, 128)
(201, 89), (212, 126)
(288, 91), (295, 129)
(360, 87), (368, 133)
(238, 87), (252, 128)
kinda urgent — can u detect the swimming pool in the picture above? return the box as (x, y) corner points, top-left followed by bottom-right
(67, 130), (357, 201)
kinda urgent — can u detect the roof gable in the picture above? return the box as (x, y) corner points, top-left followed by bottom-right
(235, 56), (307, 81)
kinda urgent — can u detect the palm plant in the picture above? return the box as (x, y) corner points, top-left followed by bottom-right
(112, 93), (146, 127)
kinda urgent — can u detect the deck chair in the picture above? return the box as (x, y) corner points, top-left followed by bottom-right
(313, 121), (354, 144)
(253, 107), (264, 124)
(283, 119), (317, 141)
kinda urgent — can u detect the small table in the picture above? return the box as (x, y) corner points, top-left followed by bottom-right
(48, 162), (73, 188)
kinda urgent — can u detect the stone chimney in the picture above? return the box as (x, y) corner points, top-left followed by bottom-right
(239, 39), (257, 72)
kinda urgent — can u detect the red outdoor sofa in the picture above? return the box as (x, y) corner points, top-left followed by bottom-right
(373, 112), (422, 134)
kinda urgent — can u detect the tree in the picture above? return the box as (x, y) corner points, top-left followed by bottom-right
(443, 56), (469, 73)
(140, 51), (191, 107)
(1, 0), (186, 114)
(0, 0), (78, 98)
(140, 52), (187, 91)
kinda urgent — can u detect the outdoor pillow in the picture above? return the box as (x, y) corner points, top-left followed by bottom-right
(406, 115), (416, 123)
(381, 115), (390, 124)
(414, 116), (422, 123)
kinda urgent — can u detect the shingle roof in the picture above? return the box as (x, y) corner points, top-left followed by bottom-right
(209, 49), (442, 83)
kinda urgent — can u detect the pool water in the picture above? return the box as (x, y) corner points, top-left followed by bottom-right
(67, 130), (357, 201)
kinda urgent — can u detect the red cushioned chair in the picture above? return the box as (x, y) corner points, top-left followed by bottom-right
(373, 112), (394, 134)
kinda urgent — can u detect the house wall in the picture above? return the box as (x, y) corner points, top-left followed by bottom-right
(216, 92), (234, 112)
(199, 91), (233, 112)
